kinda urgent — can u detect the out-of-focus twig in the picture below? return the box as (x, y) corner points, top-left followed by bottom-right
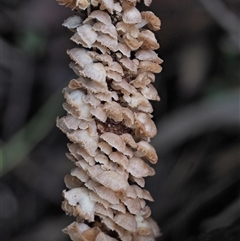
(1, 38), (35, 139)
(198, 0), (240, 52)
(0, 90), (64, 177)
(152, 89), (240, 154)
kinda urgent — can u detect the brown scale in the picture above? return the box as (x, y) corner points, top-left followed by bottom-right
(110, 54), (118, 63)
(96, 118), (132, 135)
(91, 217), (121, 240)
(105, 80), (126, 106)
(118, 101), (129, 108)
(124, 74), (133, 83)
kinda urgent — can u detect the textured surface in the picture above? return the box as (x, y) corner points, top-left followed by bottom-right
(1, 0), (239, 241)
(56, 0), (162, 240)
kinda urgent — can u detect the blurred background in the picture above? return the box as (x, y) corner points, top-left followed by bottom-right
(1, 0), (239, 240)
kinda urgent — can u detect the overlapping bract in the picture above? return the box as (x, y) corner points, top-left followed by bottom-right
(56, 0), (162, 240)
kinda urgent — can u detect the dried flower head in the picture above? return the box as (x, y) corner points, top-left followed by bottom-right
(56, 0), (163, 240)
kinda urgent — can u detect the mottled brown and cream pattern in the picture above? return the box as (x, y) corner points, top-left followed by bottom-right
(56, 0), (162, 240)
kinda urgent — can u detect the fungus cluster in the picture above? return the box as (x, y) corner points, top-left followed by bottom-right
(56, 0), (162, 240)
